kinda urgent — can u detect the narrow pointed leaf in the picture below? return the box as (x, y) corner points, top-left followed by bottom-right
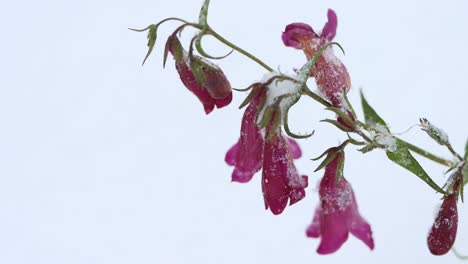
(360, 90), (388, 129)
(386, 139), (444, 193)
(142, 25), (157, 65)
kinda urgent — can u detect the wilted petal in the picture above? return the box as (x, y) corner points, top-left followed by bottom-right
(282, 23), (317, 49)
(321, 9), (338, 41)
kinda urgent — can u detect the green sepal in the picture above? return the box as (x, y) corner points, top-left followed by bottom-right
(360, 90), (389, 130)
(342, 87), (356, 118)
(257, 106), (274, 129)
(358, 144), (378, 154)
(386, 139), (445, 194)
(189, 59), (206, 88)
(130, 24), (158, 65)
(347, 134), (366, 146)
(238, 85), (261, 109)
(321, 119), (353, 132)
(325, 107), (355, 129)
(335, 151), (345, 183)
(163, 34), (184, 68)
(265, 113), (282, 142)
(314, 150), (339, 172)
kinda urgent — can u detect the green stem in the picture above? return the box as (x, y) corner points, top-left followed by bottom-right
(301, 87), (332, 108)
(447, 143), (464, 161)
(207, 27), (274, 72)
(401, 139), (453, 167)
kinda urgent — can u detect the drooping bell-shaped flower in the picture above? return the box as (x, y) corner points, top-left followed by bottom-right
(427, 193), (458, 255)
(165, 34), (232, 114)
(282, 9), (351, 111)
(225, 89), (265, 183)
(262, 120), (308, 215)
(225, 75), (307, 215)
(427, 170), (463, 255)
(306, 152), (374, 254)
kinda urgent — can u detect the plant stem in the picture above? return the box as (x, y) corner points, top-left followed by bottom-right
(446, 143), (464, 161)
(301, 87), (332, 108)
(207, 27), (274, 72)
(401, 139), (453, 167)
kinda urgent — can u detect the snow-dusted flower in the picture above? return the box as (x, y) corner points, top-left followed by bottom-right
(225, 82), (307, 215)
(427, 193), (458, 255)
(165, 34), (232, 114)
(262, 114), (308, 215)
(282, 9), (351, 111)
(427, 171), (462, 255)
(306, 152), (374, 254)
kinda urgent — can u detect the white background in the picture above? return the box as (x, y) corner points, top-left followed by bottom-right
(0, 0), (467, 263)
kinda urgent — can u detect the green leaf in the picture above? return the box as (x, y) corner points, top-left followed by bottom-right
(386, 139), (445, 193)
(360, 90), (388, 130)
(142, 25), (157, 65)
(198, 0), (210, 25)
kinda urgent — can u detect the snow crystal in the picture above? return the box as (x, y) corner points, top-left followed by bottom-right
(369, 124), (397, 152)
(256, 72), (302, 125)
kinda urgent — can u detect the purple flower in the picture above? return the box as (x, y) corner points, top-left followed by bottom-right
(427, 193), (458, 255)
(306, 153), (374, 254)
(225, 90), (265, 183)
(427, 173), (462, 255)
(165, 34), (232, 114)
(225, 85), (307, 215)
(262, 122), (308, 215)
(282, 9), (351, 111)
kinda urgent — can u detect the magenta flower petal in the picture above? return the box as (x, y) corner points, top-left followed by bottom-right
(175, 62), (216, 114)
(287, 137), (302, 159)
(225, 142), (239, 166)
(350, 215), (375, 250)
(306, 207), (322, 238)
(316, 214), (349, 254)
(321, 9), (338, 42)
(215, 91), (233, 108)
(282, 23), (316, 49)
(427, 193), (458, 255)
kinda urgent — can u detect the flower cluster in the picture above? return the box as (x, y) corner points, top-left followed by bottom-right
(134, 2), (467, 257)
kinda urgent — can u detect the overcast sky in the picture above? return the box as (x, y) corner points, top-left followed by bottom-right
(0, 0), (467, 263)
